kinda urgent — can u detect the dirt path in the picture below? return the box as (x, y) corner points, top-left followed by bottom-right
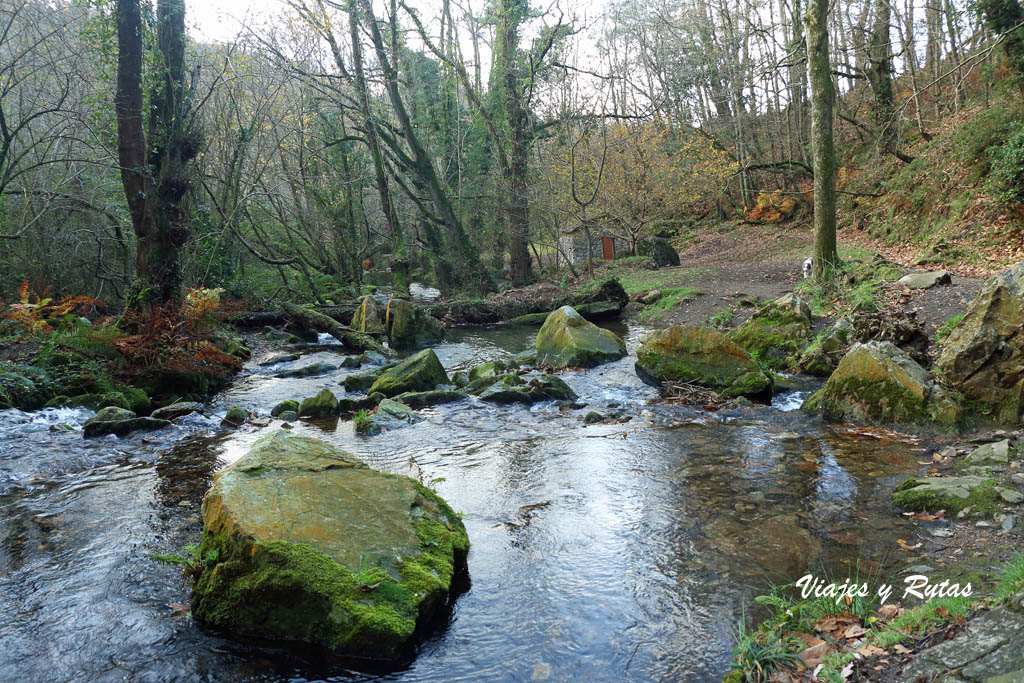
(642, 222), (988, 332)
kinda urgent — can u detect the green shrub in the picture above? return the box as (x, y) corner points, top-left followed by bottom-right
(987, 125), (1024, 204)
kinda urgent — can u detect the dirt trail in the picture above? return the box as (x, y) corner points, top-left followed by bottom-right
(652, 223), (987, 332)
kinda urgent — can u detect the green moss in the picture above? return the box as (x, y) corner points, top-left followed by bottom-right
(192, 482), (468, 661)
(893, 477), (1001, 516)
(353, 409), (372, 434)
(271, 399), (299, 417)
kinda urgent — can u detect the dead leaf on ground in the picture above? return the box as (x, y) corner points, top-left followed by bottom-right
(856, 644), (887, 657)
(878, 604), (904, 620)
(893, 643), (912, 654)
(799, 640), (834, 669)
(897, 538), (923, 550)
(844, 624), (868, 639)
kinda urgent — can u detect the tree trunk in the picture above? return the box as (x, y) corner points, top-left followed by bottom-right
(805, 0), (839, 281)
(280, 302), (392, 355)
(867, 0), (896, 155)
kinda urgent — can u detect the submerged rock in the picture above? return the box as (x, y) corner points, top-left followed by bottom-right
(191, 430), (469, 662)
(634, 325), (772, 399)
(802, 341), (960, 430)
(937, 261), (1024, 424)
(350, 295), (385, 335)
(534, 306), (626, 368)
(368, 349), (449, 398)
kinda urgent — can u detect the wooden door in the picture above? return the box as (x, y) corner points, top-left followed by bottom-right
(601, 236), (615, 260)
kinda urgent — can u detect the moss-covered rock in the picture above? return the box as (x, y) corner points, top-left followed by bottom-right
(298, 389), (338, 418)
(937, 261), (1024, 421)
(394, 390), (465, 409)
(637, 236), (680, 267)
(892, 476), (1009, 516)
(152, 401), (202, 420)
(358, 399), (423, 435)
(534, 306), (626, 369)
(191, 430), (468, 661)
(478, 374), (577, 404)
(274, 362), (338, 379)
(729, 294), (812, 370)
(468, 361), (506, 381)
(122, 387), (151, 414)
(634, 325), (772, 399)
(802, 341), (961, 431)
(270, 400), (300, 418)
(223, 405), (248, 427)
(796, 318), (854, 376)
(82, 406), (171, 438)
(368, 349), (449, 398)
(336, 395), (383, 415)
(66, 392), (130, 411)
(386, 299), (444, 349)
(350, 295), (385, 335)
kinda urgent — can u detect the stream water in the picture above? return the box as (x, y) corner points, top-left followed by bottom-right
(0, 321), (933, 682)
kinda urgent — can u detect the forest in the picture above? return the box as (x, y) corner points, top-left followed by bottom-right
(1, 0), (1016, 305)
(2, 0), (1024, 680)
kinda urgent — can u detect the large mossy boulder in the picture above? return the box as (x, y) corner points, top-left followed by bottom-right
(534, 306), (626, 368)
(634, 325), (772, 399)
(369, 349), (449, 397)
(191, 430), (469, 662)
(386, 299), (444, 349)
(637, 236), (681, 267)
(350, 295), (385, 335)
(937, 261), (1024, 424)
(802, 341), (961, 430)
(729, 294), (813, 369)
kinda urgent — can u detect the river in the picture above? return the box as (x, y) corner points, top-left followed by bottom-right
(0, 320), (931, 681)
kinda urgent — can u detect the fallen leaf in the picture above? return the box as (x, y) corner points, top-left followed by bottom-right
(844, 624), (868, 639)
(167, 602), (190, 617)
(893, 643), (912, 654)
(794, 633), (825, 648)
(897, 539), (923, 550)
(856, 644), (887, 657)
(799, 640), (834, 669)
(878, 604), (903, 620)
(358, 582), (381, 592)
(840, 661), (855, 679)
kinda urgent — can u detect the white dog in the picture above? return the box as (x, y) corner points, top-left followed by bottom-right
(802, 257), (813, 279)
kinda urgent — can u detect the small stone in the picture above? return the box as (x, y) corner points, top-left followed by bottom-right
(223, 406), (247, 427)
(278, 410), (298, 422)
(928, 528), (954, 537)
(584, 411), (604, 425)
(903, 564), (935, 574)
(1001, 515), (1016, 531)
